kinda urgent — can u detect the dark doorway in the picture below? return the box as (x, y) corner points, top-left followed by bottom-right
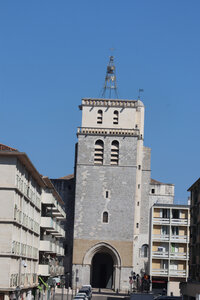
(91, 252), (113, 289)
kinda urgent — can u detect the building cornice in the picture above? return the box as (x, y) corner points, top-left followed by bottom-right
(77, 127), (143, 139)
(79, 98), (144, 110)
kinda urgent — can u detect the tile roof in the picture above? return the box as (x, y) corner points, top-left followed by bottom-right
(0, 143), (18, 151)
(151, 178), (174, 186)
(59, 174), (74, 180)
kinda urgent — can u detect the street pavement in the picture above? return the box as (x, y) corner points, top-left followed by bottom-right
(54, 290), (129, 300)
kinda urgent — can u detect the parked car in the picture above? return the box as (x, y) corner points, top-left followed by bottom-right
(76, 293), (88, 300)
(73, 296), (86, 300)
(82, 285), (92, 294)
(78, 288), (92, 300)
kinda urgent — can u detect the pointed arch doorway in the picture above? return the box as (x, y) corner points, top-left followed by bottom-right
(91, 252), (113, 288)
(83, 242), (121, 291)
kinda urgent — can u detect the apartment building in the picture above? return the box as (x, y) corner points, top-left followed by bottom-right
(180, 178), (200, 300)
(0, 144), (45, 300)
(150, 204), (190, 296)
(38, 177), (65, 284)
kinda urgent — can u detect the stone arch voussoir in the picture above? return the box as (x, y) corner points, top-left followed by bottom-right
(83, 242), (121, 267)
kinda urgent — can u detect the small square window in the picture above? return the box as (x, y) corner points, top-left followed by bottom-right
(151, 189), (155, 194)
(135, 124), (138, 128)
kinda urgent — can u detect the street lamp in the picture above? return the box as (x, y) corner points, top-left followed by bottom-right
(61, 275), (65, 300)
(66, 273), (70, 300)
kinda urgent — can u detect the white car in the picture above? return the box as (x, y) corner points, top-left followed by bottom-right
(77, 293), (88, 300)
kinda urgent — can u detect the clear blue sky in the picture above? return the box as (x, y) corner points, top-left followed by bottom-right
(1, 1), (200, 204)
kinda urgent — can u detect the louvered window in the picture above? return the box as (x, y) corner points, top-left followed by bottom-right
(110, 140), (119, 165)
(113, 110), (119, 124)
(97, 110), (103, 124)
(94, 140), (104, 165)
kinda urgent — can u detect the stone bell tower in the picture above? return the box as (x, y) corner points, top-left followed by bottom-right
(72, 57), (151, 291)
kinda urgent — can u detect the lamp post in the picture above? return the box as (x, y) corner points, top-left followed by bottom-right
(61, 275), (65, 300)
(75, 269), (78, 296)
(66, 273), (70, 300)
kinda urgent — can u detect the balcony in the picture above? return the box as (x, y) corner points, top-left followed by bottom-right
(170, 252), (188, 259)
(38, 264), (50, 276)
(43, 193), (66, 219)
(170, 235), (188, 242)
(49, 265), (56, 276)
(57, 245), (65, 256)
(152, 269), (168, 276)
(152, 234), (169, 241)
(152, 251), (169, 258)
(41, 217), (57, 232)
(51, 225), (65, 238)
(169, 269), (187, 277)
(59, 266), (64, 275)
(171, 218), (188, 225)
(42, 193), (56, 206)
(153, 217), (170, 225)
(39, 240), (54, 253)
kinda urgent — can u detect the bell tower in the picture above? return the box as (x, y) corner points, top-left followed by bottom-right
(72, 58), (151, 291)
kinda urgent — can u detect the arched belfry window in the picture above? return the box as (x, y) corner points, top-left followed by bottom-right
(141, 244), (148, 258)
(97, 110), (103, 124)
(113, 110), (119, 125)
(103, 211), (108, 223)
(111, 141), (119, 165)
(94, 140), (104, 165)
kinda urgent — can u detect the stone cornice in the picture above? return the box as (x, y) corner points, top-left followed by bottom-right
(79, 98), (144, 110)
(77, 127), (143, 139)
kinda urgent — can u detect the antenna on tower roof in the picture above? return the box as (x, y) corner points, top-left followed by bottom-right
(101, 53), (118, 99)
(138, 88), (144, 99)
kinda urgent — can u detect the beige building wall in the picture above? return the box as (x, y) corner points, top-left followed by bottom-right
(150, 204), (190, 296)
(0, 150), (44, 298)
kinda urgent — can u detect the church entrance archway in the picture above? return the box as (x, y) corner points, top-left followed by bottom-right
(91, 252), (113, 288)
(83, 242), (121, 291)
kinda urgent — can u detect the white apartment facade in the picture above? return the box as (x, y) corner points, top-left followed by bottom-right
(38, 177), (65, 282)
(150, 204), (190, 296)
(0, 144), (44, 300)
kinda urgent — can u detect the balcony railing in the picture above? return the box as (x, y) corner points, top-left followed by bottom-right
(152, 269), (168, 275)
(153, 217), (170, 224)
(41, 217), (57, 232)
(152, 268), (187, 277)
(171, 235), (188, 242)
(38, 264), (50, 276)
(152, 234), (169, 241)
(152, 251), (169, 258)
(169, 269), (187, 276)
(153, 217), (188, 226)
(170, 252), (187, 259)
(171, 218), (188, 225)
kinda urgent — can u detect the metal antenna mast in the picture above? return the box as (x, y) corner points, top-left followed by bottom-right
(101, 55), (118, 98)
